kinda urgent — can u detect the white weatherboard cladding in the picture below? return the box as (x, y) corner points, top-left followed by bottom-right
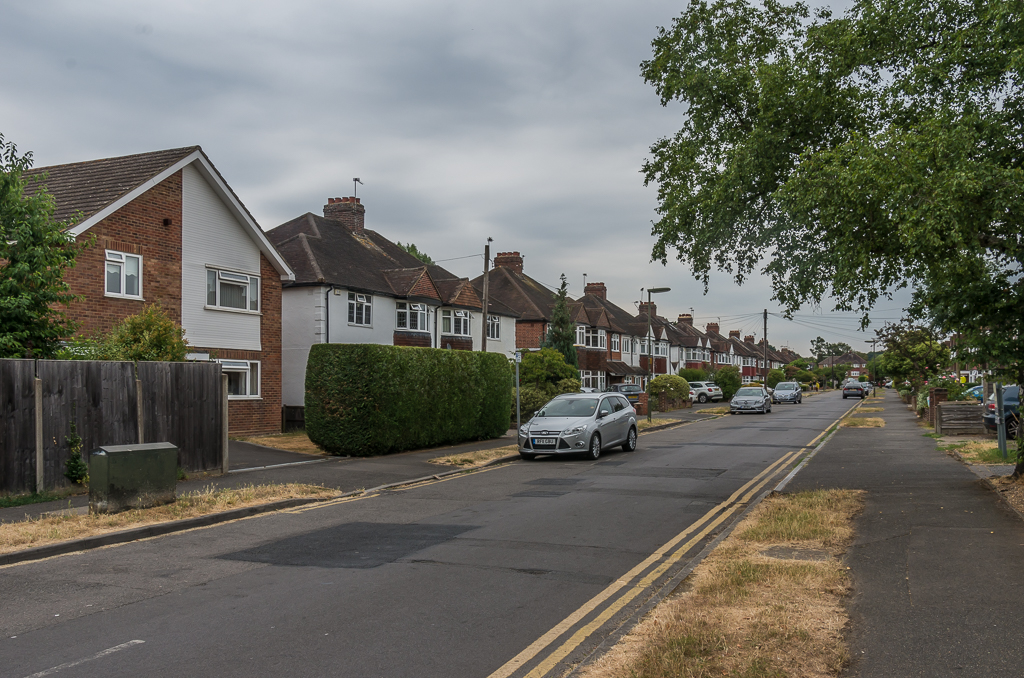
(488, 315), (517, 357)
(181, 164), (261, 351)
(281, 286), (321, 407)
(326, 290), (396, 345)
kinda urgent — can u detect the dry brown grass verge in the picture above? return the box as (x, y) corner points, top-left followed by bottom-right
(841, 417), (885, 428)
(945, 439), (1006, 465)
(0, 483), (336, 555)
(640, 418), (681, 430)
(701, 406), (731, 415)
(857, 407), (884, 413)
(429, 445), (518, 467)
(991, 475), (1024, 515)
(579, 489), (865, 678)
(241, 431), (326, 455)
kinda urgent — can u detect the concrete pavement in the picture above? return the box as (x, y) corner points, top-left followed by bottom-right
(786, 389), (1024, 677)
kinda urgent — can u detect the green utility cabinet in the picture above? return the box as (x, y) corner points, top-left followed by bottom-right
(89, 442), (178, 514)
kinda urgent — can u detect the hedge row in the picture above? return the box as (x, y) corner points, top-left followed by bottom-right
(305, 344), (512, 456)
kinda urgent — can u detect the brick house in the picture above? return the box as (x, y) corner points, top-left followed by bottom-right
(268, 197), (517, 411)
(817, 352), (869, 379)
(571, 282), (645, 389)
(472, 252), (557, 349)
(673, 314), (714, 372)
(24, 146), (295, 435)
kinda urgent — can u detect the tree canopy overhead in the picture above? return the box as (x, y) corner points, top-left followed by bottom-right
(641, 0), (1023, 327)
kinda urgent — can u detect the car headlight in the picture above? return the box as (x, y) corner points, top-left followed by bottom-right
(563, 425), (588, 436)
(519, 424), (530, 435)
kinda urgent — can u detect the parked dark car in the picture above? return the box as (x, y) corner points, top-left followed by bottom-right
(983, 385), (1020, 440)
(772, 382), (803, 404)
(842, 383), (866, 399)
(607, 383), (643, 404)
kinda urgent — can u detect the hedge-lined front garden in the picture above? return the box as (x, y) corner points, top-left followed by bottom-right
(305, 344), (512, 456)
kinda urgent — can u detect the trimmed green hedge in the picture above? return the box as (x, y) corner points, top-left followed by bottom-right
(305, 344), (512, 456)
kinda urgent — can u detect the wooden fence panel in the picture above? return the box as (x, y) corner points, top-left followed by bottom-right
(138, 361), (222, 472)
(0, 360), (37, 494)
(37, 360), (139, 489)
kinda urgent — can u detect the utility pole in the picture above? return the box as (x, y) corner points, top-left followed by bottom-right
(762, 309), (768, 382)
(480, 238), (492, 352)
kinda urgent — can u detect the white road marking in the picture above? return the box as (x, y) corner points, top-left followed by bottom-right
(23, 640), (145, 677)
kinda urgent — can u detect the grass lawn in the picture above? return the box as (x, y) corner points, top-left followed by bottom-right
(639, 418), (681, 430)
(241, 431), (325, 455)
(580, 489), (865, 678)
(943, 439), (1010, 465)
(0, 483), (336, 555)
(429, 445), (518, 468)
(841, 416), (885, 428)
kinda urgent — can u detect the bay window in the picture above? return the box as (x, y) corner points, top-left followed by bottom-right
(396, 302), (427, 331)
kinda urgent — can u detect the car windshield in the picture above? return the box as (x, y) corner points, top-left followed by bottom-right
(538, 398), (599, 418)
(735, 388), (763, 397)
(776, 383), (797, 390)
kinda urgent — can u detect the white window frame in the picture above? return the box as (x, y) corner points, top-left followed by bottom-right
(105, 250), (143, 299)
(575, 325), (586, 346)
(611, 334), (620, 352)
(207, 267), (260, 313)
(487, 314), (500, 340)
(218, 359), (260, 399)
(654, 341), (668, 357)
(348, 292), (372, 326)
(396, 302), (428, 332)
(639, 338), (649, 356)
(441, 309), (471, 336)
(582, 327), (606, 349)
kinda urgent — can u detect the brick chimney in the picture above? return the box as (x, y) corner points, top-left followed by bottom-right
(729, 330), (741, 339)
(744, 335), (755, 345)
(677, 313), (693, 326)
(706, 322), (719, 335)
(584, 282), (607, 299)
(493, 251), (523, 274)
(323, 196), (365, 233)
(639, 302), (657, 318)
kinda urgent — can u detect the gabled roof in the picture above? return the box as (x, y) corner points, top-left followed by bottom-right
(575, 294), (638, 335)
(672, 320), (712, 349)
(23, 146), (294, 280)
(471, 267), (557, 322)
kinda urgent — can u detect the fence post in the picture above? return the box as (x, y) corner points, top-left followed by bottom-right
(136, 378), (144, 444)
(34, 377), (43, 493)
(222, 373), (229, 475)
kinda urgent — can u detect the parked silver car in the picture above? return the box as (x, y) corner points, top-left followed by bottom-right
(688, 381), (723, 403)
(519, 393), (638, 461)
(771, 381), (803, 404)
(730, 386), (772, 414)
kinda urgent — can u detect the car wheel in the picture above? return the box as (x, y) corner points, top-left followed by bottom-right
(519, 452), (536, 461)
(621, 427), (637, 452)
(586, 434), (602, 460)
(698, 393), (708, 403)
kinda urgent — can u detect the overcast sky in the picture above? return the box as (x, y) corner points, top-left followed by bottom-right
(1, 0), (907, 355)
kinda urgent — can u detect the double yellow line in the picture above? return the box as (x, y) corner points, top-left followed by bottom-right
(486, 445), (806, 678)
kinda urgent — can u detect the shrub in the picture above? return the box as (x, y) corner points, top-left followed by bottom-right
(766, 369), (785, 389)
(678, 367), (707, 382)
(714, 365), (742, 399)
(305, 344), (512, 456)
(514, 377), (581, 421)
(518, 347), (579, 387)
(916, 390), (929, 414)
(101, 304), (189, 361)
(648, 374), (690, 403)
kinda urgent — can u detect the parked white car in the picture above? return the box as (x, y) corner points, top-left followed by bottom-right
(688, 381), (723, 403)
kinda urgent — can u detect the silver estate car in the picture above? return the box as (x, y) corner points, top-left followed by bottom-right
(772, 381), (803, 404)
(519, 393), (638, 461)
(730, 386), (772, 414)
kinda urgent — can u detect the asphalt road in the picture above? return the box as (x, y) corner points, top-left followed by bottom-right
(2, 393), (858, 678)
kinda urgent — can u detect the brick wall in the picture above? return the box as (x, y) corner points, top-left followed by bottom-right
(394, 331), (431, 347)
(516, 321), (546, 349)
(440, 335), (473, 351)
(193, 253), (282, 436)
(578, 348), (607, 372)
(65, 171), (184, 334)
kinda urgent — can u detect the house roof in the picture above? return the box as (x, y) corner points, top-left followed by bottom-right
(471, 267), (557, 322)
(575, 294), (637, 335)
(22, 146), (294, 280)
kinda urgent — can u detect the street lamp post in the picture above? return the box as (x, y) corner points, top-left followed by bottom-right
(642, 287), (671, 424)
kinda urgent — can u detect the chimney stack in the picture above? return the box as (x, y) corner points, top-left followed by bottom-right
(706, 323), (719, 335)
(493, 251), (523, 274)
(677, 313), (693, 326)
(744, 335), (755, 344)
(639, 302), (657, 318)
(729, 330), (741, 339)
(323, 196), (365, 233)
(584, 282), (607, 300)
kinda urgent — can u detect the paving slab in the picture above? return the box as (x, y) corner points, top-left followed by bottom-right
(785, 389), (1024, 677)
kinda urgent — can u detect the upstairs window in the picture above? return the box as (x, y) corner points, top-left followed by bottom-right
(487, 314), (500, 340)
(611, 334), (620, 352)
(582, 327), (606, 349)
(575, 325), (586, 346)
(654, 342), (668, 357)
(639, 338), (649, 355)
(348, 292), (372, 326)
(207, 268), (259, 312)
(105, 250), (142, 299)
(442, 309), (470, 336)
(396, 302), (427, 331)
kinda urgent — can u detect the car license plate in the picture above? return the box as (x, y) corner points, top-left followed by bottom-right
(533, 438), (556, 445)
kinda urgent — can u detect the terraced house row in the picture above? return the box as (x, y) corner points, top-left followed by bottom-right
(25, 145), (799, 435)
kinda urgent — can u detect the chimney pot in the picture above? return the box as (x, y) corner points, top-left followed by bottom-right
(706, 323), (720, 334)
(729, 330), (741, 339)
(323, 196), (366, 233)
(677, 314), (693, 326)
(493, 251), (524, 274)
(584, 282), (607, 300)
(744, 335), (755, 344)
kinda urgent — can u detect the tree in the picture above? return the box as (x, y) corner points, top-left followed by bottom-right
(541, 274), (578, 368)
(809, 337), (852, 361)
(518, 347), (578, 388)
(765, 369), (785, 389)
(641, 0), (1022, 391)
(101, 304), (190, 362)
(679, 367), (707, 382)
(877, 323), (951, 393)
(713, 365), (741, 400)
(0, 135), (87, 358)
(395, 242), (435, 265)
